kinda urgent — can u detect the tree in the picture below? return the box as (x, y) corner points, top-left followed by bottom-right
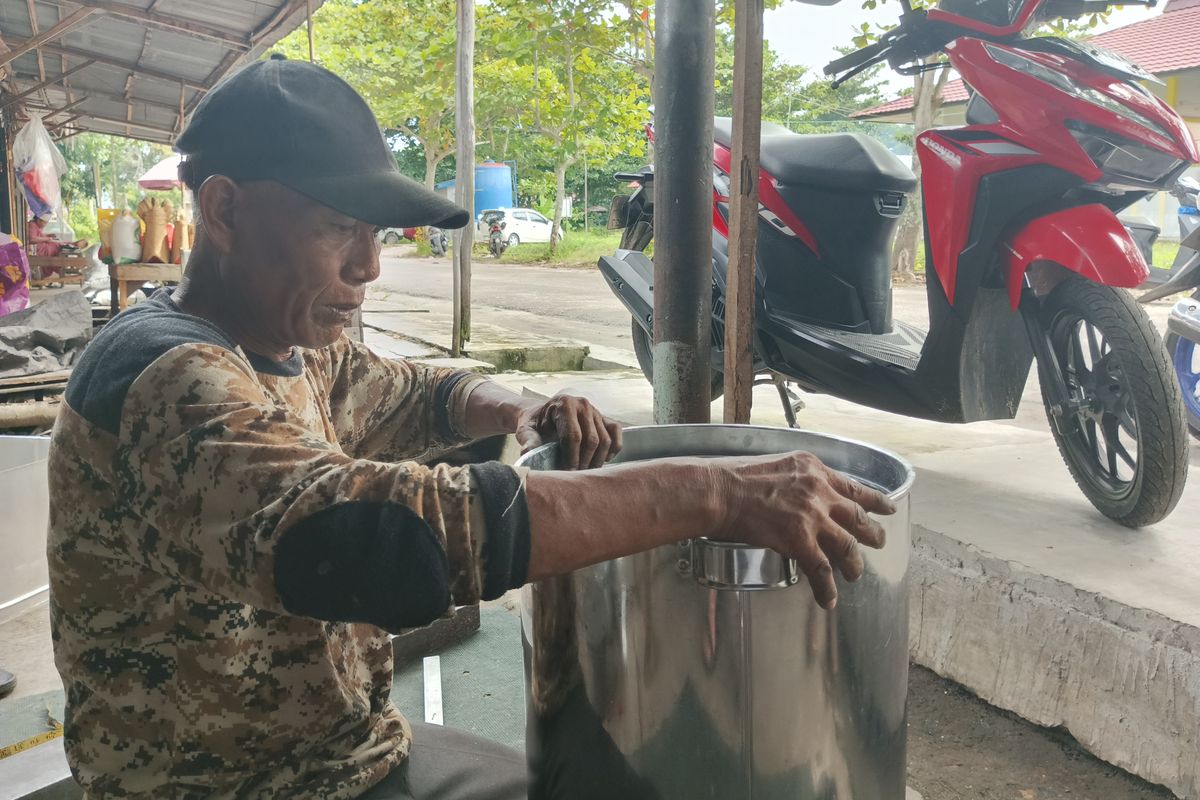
(276, 0), (459, 188)
(57, 132), (175, 240)
(713, 35), (890, 133)
(485, 0), (649, 252)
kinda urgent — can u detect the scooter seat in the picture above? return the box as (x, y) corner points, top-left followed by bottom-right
(714, 117), (917, 194)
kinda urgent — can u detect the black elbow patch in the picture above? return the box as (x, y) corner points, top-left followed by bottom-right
(275, 502), (451, 630)
(470, 462), (532, 600)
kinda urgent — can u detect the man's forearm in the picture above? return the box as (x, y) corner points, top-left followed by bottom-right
(523, 458), (724, 581)
(459, 379), (536, 439)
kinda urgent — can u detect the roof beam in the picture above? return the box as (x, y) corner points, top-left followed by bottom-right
(43, 94), (89, 117)
(252, 0), (310, 44)
(63, 1), (252, 50)
(28, 0), (50, 106)
(0, 7), (97, 68)
(38, 43), (208, 91)
(0, 58), (95, 109)
(74, 110), (176, 135)
(46, 112), (82, 130)
(62, 82), (183, 113)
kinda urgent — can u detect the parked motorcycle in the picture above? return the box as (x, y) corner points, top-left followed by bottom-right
(427, 226), (449, 257)
(489, 220), (508, 258)
(601, 0), (1197, 527)
(1140, 223), (1200, 439)
(1122, 175), (1200, 286)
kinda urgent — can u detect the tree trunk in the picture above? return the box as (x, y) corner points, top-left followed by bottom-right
(550, 158), (571, 253)
(890, 61), (950, 277)
(424, 149), (439, 189)
(92, 159), (102, 207)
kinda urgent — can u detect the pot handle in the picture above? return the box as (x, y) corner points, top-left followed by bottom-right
(680, 539), (800, 591)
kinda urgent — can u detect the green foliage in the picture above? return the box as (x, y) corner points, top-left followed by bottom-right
(714, 33), (892, 137)
(53, 131), (177, 242)
(491, 228), (622, 268)
(277, 0), (461, 187)
(58, 132), (173, 211)
(854, 0), (1109, 48)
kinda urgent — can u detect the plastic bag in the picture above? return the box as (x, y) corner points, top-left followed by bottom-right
(0, 240), (31, 316)
(12, 114), (67, 220)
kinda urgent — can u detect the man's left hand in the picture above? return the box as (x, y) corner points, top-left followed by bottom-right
(515, 394), (623, 470)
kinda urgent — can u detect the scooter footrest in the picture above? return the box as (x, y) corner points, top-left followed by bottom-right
(783, 318), (925, 371)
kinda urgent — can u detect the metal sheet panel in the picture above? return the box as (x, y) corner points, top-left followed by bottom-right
(0, 435), (51, 617)
(0, 0), (324, 143)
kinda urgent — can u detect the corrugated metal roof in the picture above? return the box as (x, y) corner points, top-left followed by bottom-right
(0, 0), (323, 144)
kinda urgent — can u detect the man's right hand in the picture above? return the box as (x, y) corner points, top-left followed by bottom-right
(525, 449), (898, 611)
(706, 452), (896, 609)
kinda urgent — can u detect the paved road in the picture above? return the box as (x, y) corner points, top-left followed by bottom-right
(376, 250), (1175, 346)
(374, 251), (1186, 440)
(374, 251), (635, 352)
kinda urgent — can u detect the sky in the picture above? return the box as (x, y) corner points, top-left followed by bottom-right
(762, 1), (1164, 94)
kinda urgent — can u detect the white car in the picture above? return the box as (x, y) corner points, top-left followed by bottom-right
(477, 208), (560, 246)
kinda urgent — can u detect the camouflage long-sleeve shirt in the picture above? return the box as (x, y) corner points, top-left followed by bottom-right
(47, 291), (530, 799)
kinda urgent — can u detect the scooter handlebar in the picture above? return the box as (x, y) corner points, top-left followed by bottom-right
(824, 39), (891, 77)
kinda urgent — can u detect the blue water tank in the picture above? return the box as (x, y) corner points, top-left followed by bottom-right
(474, 162), (514, 212)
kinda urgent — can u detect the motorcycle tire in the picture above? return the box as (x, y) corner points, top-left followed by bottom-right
(1165, 330), (1200, 440)
(631, 317), (724, 402)
(1035, 276), (1188, 528)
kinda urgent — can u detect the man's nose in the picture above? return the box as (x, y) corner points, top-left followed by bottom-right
(345, 226), (381, 284)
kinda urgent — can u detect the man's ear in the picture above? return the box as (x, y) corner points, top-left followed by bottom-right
(196, 175), (239, 254)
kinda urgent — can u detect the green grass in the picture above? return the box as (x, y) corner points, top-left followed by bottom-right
(1153, 240), (1181, 269)
(492, 229), (621, 269)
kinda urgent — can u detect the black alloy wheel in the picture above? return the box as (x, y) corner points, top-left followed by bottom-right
(1036, 277), (1188, 527)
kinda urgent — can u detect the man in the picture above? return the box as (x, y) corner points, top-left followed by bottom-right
(48, 57), (893, 799)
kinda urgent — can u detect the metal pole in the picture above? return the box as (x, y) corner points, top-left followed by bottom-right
(583, 155), (589, 233)
(722, 0), (763, 424)
(653, 0), (716, 425)
(452, 0), (475, 356)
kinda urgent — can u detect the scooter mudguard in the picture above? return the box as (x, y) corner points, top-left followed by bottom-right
(1002, 203), (1150, 309)
(598, 251), (656, 334)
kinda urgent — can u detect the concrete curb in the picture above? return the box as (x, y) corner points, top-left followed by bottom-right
(910, 525), (1198, 799)
(466, 343), (590, 373)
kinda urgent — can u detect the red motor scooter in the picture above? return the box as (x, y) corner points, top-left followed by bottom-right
(601, 0), (1198, 526)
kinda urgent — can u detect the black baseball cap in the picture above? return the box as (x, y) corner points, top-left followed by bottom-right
(175, 55), (469, 230)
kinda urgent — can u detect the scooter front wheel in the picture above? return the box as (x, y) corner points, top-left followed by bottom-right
(631, 318), (725, 402)
(1166, 330), (1200, 440)
(1036, 277), (1189, 528)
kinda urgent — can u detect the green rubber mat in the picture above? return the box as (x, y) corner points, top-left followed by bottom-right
(0, 607), (527, 758)
(391, 606), (527, 752)
(0, 690), (65, 755)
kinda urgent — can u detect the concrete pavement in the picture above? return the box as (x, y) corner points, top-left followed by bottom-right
(370, 253), (1200, 797)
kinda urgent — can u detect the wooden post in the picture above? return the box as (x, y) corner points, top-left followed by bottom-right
(723, 0), (763, 424)
(452, 0), (475, 355)
(305, 0), (315, 62)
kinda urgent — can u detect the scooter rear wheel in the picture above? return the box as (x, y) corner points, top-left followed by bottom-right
(1036, 276), (1188, 528)
(631, 318), (724, 402)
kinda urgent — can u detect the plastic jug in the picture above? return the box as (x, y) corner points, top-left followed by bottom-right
(111, 211), (141, 264)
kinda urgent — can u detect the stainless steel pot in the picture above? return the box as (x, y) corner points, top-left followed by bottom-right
(518, 424), (915, 800)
